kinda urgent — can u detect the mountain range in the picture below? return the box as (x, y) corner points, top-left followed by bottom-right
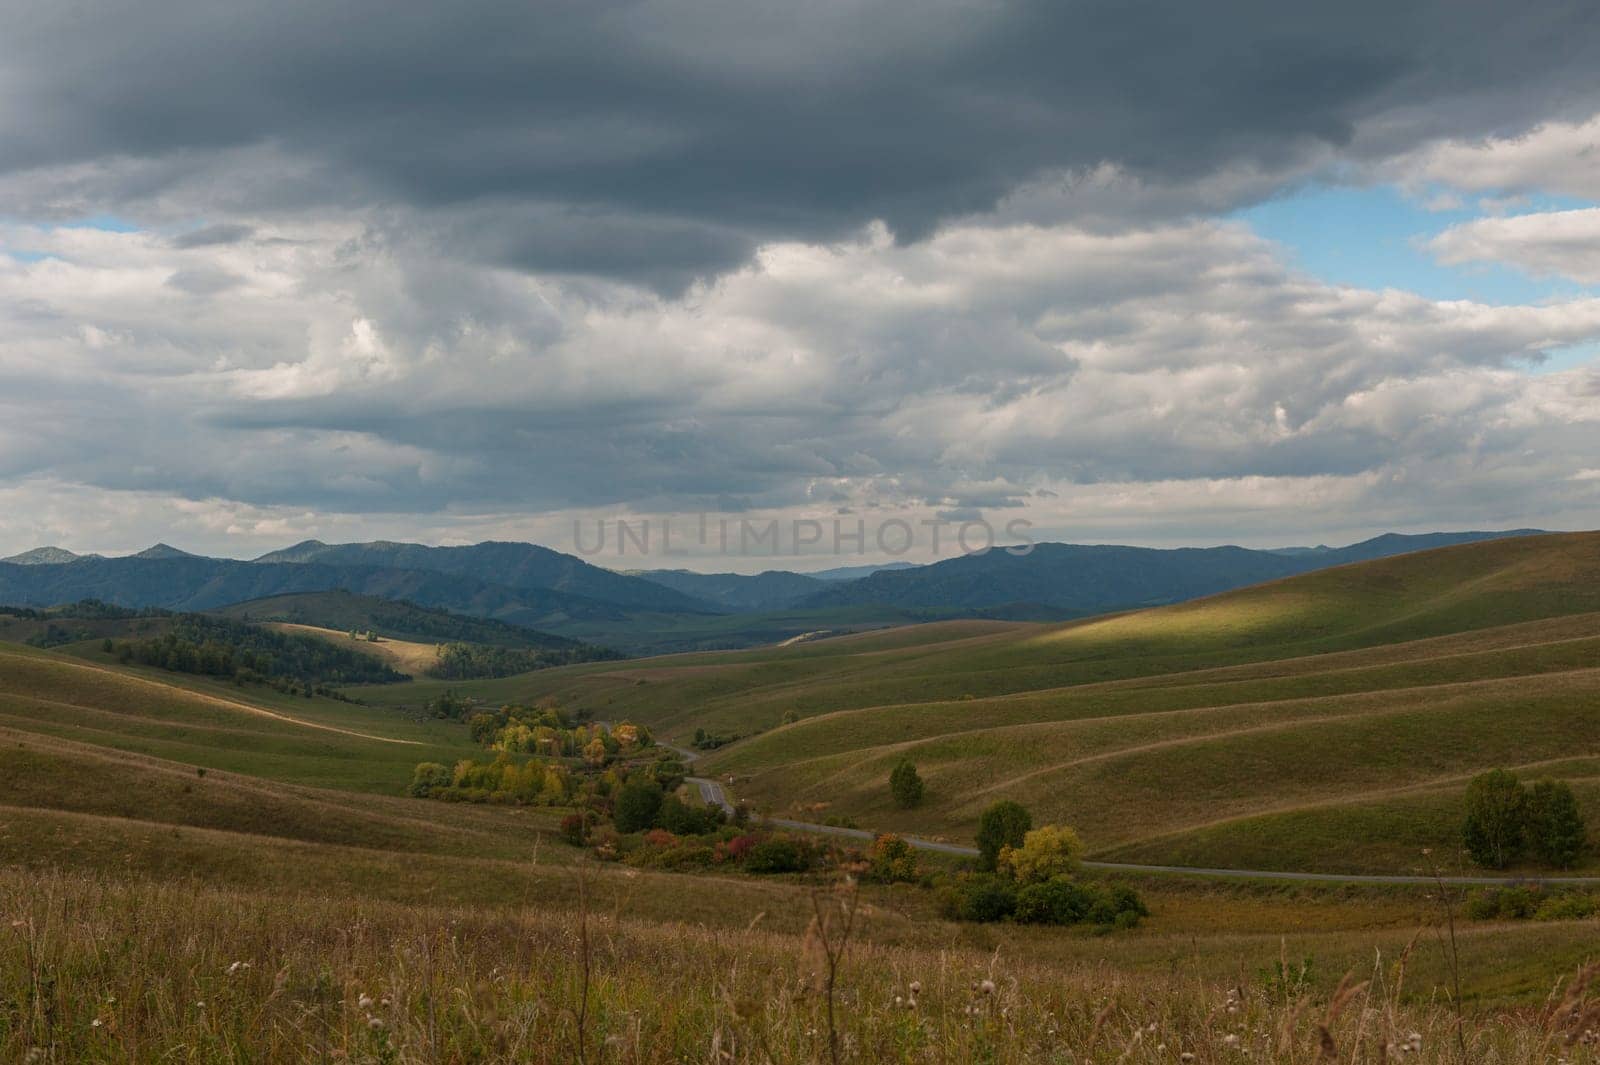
(0, 529), (1551, 653)
(796, 530), (1549, 615)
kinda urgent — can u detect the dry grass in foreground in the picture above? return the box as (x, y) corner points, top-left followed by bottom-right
(5, 868), (1600, 1064)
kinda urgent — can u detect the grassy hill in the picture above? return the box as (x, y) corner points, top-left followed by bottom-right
(262, 622), (445, 675)
(9, 552), (1600, 1058)
(464, 532), (1600, 875)
(214, 589), (592, 648)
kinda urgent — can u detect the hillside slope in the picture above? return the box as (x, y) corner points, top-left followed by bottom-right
(484, 532), (1600, 874)
(214, 589), (588, 648)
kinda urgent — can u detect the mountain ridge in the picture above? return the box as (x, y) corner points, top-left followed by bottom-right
(0, 546), (100, 565)
(797, 529), (1551, 613)
(250, 538), (715, 613)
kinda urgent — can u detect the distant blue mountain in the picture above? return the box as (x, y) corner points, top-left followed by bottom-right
(798, 530), (1550, 614)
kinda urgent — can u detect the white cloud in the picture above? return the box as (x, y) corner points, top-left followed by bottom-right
(4, 207), (1600, 562)
(1427, 207), (1600, 285)
(1392, 114), (1600, 201)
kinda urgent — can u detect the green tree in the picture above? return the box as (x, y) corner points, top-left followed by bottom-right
(1463, 769), (1527, 869)
(613, 778), (664, 833)
(1525, 779), (1587, 869)
(406, 762), (452, 798)
(889, 759), (925, 808)
(976, 800), (1033, 871)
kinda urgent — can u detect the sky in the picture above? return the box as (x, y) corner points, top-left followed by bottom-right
(2, 0), (1600, 572)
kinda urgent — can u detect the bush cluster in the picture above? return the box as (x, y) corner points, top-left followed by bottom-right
(1463, 770), (1587, 869)
(468, 706), (654, 767)
(1466, 887), (1600, 922)
(426, 641), (618, 680)
(938, 874), (1147, 928)
(939, 802), (1145, 928)
(409, 746), (681, 807)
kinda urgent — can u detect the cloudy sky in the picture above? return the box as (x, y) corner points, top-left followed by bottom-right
(3, 0), (1599, 569)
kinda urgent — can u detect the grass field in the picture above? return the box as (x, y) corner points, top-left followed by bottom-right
(15, 868), (1600, 1063)
(8, 534), (1600, 1059)
(370, 533), (1600, 875)
(264, 621), (443, 676)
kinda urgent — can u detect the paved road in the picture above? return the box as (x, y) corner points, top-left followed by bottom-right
(760, 816), (1600, 885)
(675, 735), (1600, 886)
(687, 776), (735, 815)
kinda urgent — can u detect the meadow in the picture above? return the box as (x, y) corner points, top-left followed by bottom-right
(415, 533), (1600, 875)
(13, 867), (1600, 1064)
(8, 533), (1600, 1060)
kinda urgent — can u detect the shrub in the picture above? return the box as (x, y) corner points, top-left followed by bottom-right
(614, 778), (665, 833)
(1463, 769), (1527, 869)
(889, 759), (925, 809)
(641, 828), (679, 848)
(976, 801), (1032, 871)
(941, 875), (1018, 923)
(722, 834), (759, 863)
(867, 834), (920, 883)
(656, 794), (721, 836)
(1526, 779), (1587, 870)
(407, 762), (453, 798)
(1109, 884), (1149, 920)
(998, 825), (1084, 885)
(1535, 893), (1599, 921)
(1466, 886), (1539, 920)
(945, 873), (1147, 927)
(647, 843), (717, 870)
(744, 838), (808, 874)
(1014, 877), (1095, 924)
(559, 813), (588, 846)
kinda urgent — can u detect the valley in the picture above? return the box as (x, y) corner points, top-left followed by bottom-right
(6, 531), (1600, 1061)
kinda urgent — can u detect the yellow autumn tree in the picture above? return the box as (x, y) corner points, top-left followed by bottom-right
(998, 824), (1084, 885)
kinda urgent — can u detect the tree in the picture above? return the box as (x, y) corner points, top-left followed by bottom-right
(1526, 779), (1587, 869)
(1463, 769), (1527, 869)
(868, 834), (920, 883)
(407, 762), (452, 798)
(889, 759), (925, 809)
(613, 778), (664, 833)
(976, 800), (1032, 871)
(998, 824), (1084, 885)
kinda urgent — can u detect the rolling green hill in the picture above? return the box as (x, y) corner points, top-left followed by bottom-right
(213, 589), (601, 650)
(8, 543), (1600, 1059)
(470, 531), (1600, 875)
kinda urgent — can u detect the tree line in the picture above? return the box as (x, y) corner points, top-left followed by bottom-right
(424, 641), (620, 681)
(109, 615), (404, 693)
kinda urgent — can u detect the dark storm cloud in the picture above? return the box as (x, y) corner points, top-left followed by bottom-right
(5, 0), (1600, 559)
(171, 223), (255, 248)
(5, 0), (1599, 281)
